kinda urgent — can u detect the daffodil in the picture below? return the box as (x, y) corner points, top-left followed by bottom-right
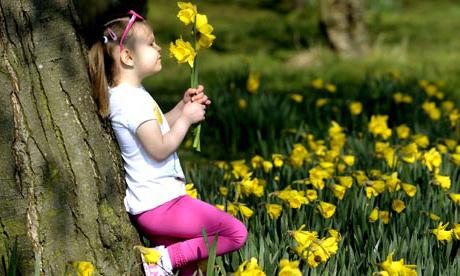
(265, 203), (283, 220)
(448, 193), (460, 205)
(376, 251), (417, 276)
(369, 208), (379, 223)
(133, 246), (161, 264)
(234, 257), (266, 276)
(239, 204), (254, 220)
(195, 13), (216, 49)
(431, 222), (453, 243)
(349, 101), (363, 115)
(336, 176), (353, 189)
(247, 72), (260, 93)
(177, 2), (197, 25)
(401, 183), (417, 197)
(391, 199), (405, 213)
(412, 134), (430, 148)
(169, 38), (196, 68)
(379, 211), (390, 224)
(219, 186), (228, 196)
(185, 183), (198, 198)
(278, 259), (302, 276)
(432, 174), (451, 190)
(70, 261), (95, 276)
(317, 201), (336, 219)
(368, 115), (392, 140)
(290, 94), (303, 103)
(396, 124), (410, 139)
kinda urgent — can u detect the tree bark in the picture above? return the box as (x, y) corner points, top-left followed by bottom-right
(0, 0), (142, 275)
(320, 0), (369, 58)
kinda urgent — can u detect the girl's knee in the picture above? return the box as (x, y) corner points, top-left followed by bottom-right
(231, 220), (248, 249)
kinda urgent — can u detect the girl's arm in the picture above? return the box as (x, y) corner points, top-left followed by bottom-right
(164, 100), (185, 128)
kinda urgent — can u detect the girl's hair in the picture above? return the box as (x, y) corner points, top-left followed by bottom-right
(88, 17), (152, 118)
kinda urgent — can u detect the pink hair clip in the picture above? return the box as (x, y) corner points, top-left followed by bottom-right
(106, 27), (118, 41)
(119, 10), (145, 52)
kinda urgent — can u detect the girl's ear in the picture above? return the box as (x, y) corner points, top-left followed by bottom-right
(120, 48), (135, 67)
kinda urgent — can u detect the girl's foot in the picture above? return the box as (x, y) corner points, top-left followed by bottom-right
(140, 245), (173, 276)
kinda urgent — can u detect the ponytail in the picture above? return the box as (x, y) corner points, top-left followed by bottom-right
(88, 41), (109, 118)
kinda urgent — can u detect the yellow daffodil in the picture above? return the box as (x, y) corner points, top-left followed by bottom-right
(265, 203), (283, 220)
(289, 143), (310, 168)
(336, 176), (353, 189)
(234, 257), (266, 276)
(391, 199), (405, 213)
(70, 261), (95, 276)
(369, 208), (379, 223)
(195, 13), (216, 49)
(432, 174), (451, 190)
(238, 98), (247, 109)
(448, 193), (460, 205)
(262, 160), (273, 173)
(399, 143), (420, 164)
(326, 83), (337, 93)
(368, 115), (392, 140)
(316, 98), (329, 107)
(379, 211), (390, 224)
(311, 78), (324, 89)
(169, 38), (196, 68)
(349, 101), (363, 115)
(401, 183), (417, 197)
(247, 72), (260, 93)
(185, 183), (198, 198)
(396, 124), (410, 139)
(342, 155), (355, 166)
(239, 204), (254, 220)
(412, 134), (429, 148)
(275, 186), (309, 209)
(133, 246), (161, 264)
(177, 2), (197, 25)
(422, 101), (441, 120)
(290, 94), (303, 103)
(422, 148), (442, 174)
(272, 154), (284, 168)
(331, 184), (346, 200)
(377, 251), (417, 276)
(219, 186), (228, 196)
(431, 222), (453, 243)
(317, 201), (336, 219)
(278, 259), (302, 276)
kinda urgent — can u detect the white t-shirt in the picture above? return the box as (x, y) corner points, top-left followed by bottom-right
(108, 83), (186, 215)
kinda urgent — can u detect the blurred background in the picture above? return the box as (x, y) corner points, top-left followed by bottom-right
(75, 0), (460, 161)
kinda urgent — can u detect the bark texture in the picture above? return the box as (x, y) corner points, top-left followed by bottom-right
(320, 0), (369, 58)
(0, 0), (142, 274)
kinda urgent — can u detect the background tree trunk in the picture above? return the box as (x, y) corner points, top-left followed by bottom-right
(0, 0), (142, 274)
(320, 0), (369, 58)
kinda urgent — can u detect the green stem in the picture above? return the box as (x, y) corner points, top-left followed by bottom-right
(191, 13), (202, 152)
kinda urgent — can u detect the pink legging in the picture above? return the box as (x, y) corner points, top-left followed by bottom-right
(129, 194), (248, 276)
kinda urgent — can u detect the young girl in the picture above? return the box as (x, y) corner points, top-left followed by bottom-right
(88, 10), (248, 276)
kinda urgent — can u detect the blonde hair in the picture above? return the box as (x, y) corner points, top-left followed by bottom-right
(88, 17), (152, 118)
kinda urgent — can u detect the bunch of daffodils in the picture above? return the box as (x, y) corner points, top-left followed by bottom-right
(170, 2), (216, 151)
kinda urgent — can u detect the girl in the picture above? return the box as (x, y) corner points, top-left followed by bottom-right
(88, 10), (248, 276)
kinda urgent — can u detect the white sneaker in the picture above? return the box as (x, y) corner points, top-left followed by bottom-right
(140, 245), (174, 276)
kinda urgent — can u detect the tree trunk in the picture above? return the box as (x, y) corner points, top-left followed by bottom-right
(0, 0), (142, 275)
(320, 0), (369, 58)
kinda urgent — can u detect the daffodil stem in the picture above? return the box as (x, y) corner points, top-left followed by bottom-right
(191, 15), (202, 152)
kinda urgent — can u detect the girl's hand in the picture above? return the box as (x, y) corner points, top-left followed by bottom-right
(182, 85), (211, 106)
(182, 101), (206, 125)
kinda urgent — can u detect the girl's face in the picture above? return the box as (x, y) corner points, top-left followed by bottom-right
(133, 26), (162, 78)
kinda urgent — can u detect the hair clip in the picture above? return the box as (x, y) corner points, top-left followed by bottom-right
(102, 35), (109, 44)
(106, 28), (118, 41)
